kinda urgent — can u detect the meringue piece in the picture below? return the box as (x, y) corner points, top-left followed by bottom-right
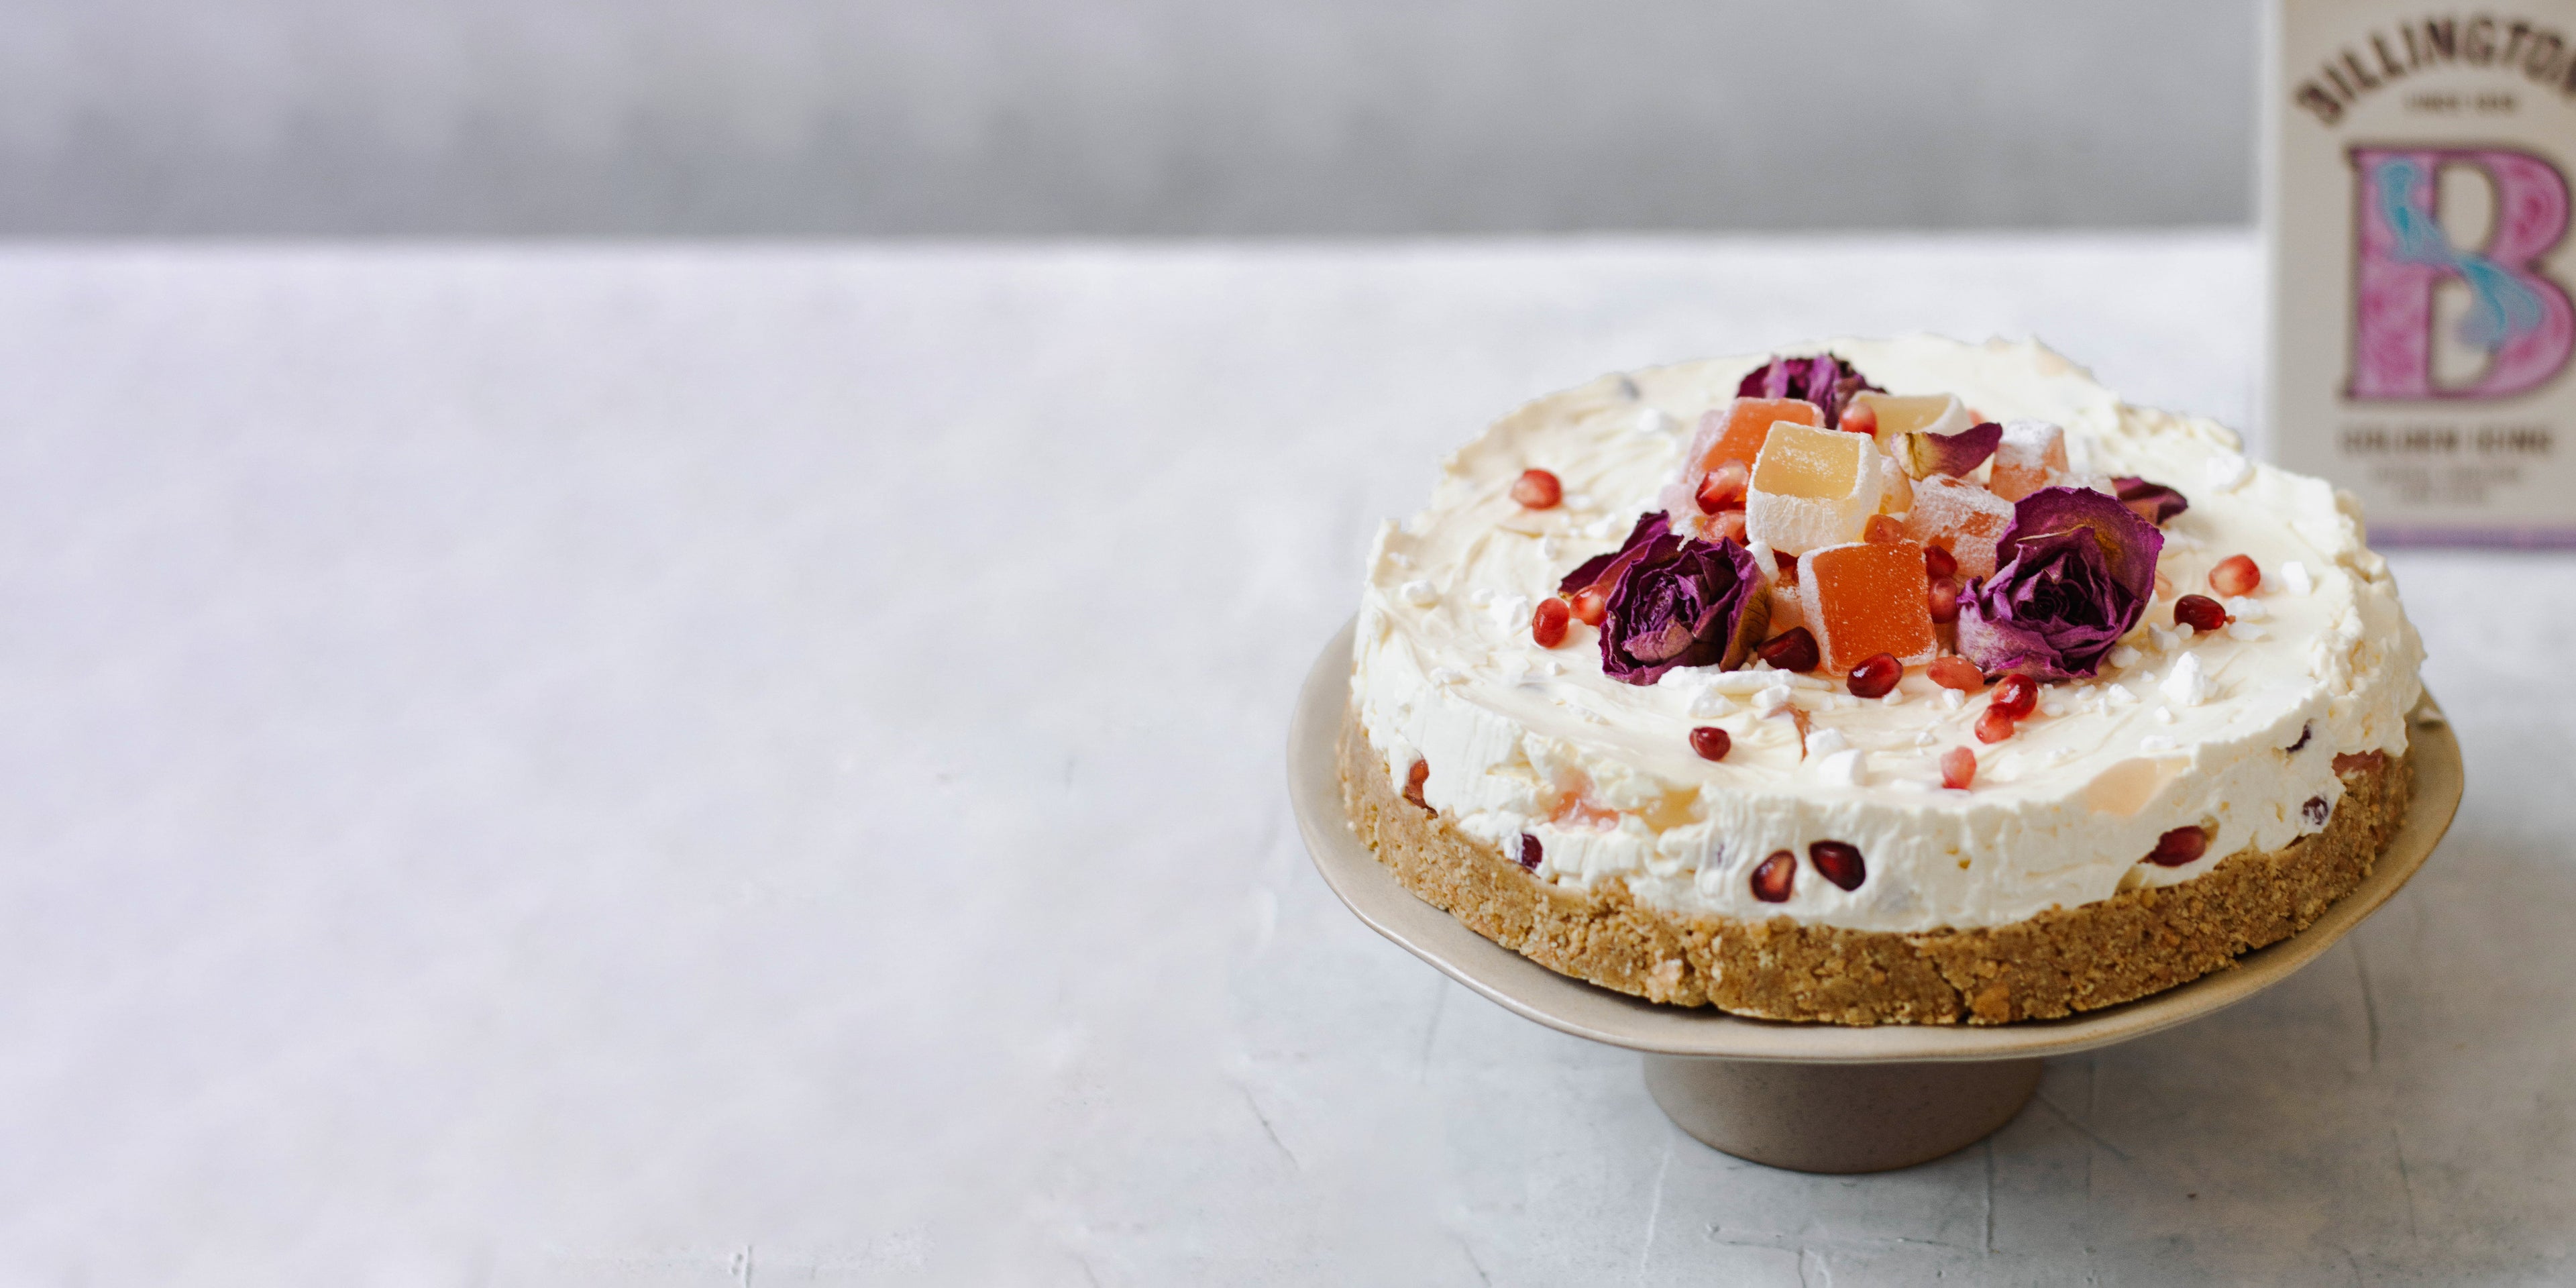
(2160, 652), (2212, 707)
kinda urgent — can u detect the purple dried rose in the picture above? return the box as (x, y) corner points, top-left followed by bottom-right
(1560, 513), (1771, 684)
(1955, 486), (2165, 682)
(1559, 512), (1670, 600)
(1735, 353), (1882, 429)
(2111, 476), (2190, 525)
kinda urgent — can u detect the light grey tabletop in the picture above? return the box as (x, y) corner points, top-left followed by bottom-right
(0, 235), (2566, 1285)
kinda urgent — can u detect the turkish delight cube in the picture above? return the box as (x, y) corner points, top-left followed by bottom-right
(1900, 473), (2016, 580)
(1852, 392), (1970, 455)
(1796, 540), (1938, 673)
(1745, 421), (1884, 555)
(1989, 420), (2068, 502)
(1662, 396), (1823, 523)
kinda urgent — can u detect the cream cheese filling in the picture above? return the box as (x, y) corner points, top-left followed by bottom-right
(1352, 335), (2422, 934)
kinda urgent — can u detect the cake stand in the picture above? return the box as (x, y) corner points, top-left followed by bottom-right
(1287, 620), (2462, 1173)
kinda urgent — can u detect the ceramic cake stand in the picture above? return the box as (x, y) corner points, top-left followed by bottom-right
(1287, 621), (2463, 1173)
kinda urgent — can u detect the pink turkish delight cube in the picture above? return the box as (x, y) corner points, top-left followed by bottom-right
(1988, 420), (2068, 502)
(1900, 474), (2016, 580)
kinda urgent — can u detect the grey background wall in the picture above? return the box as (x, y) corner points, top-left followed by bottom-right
(0, 0), (2259, 236)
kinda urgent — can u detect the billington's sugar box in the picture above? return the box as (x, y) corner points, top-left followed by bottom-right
(2267, 1), (2576, 544)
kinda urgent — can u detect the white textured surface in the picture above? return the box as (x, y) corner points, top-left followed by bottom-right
(0, 235), (2569, 1285)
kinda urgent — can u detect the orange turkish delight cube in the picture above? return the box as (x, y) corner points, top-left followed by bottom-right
(1697, 396), (1822, 474)
(1794, 539), (1937, 674)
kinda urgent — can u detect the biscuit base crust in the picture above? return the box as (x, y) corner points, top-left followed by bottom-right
(1338, 710), (2412, 1025)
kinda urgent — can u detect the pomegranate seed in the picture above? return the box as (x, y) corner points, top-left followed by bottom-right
(1809, 841), (1866, 891)
(1709, 509), (1749, 545)
(1990, 674), (2038, 719)
(1518, 833), (1544, 871)
(2174, 594), (2229, 633)
(2209, 553), (2261, 596)
(1570, 589), (1607, 626)
(2302, 796), (2330, 828)
(1696, 460), (1750, 512)
(1841, 400), (1878, 438)
(1404, 759), (1431, 810)
(1511, 468), (1562, 509)
(1846, 653), (1901, 698)
(1923, 544), (1958, 580)
(1927, 577), (1962, 623)
(1927, 656), (1984, 692)
(2144, 825), (2208, 867)
(1531, 597), (1570, 647)
(1975, 706), (2016, 744)
(1863, 513), (1907, 544)
(1941, 746), (1976, 790)
(1750, 850), (1796, 902)
(1756, 627), (1820, 673)
(1689, 726), (1731, 761)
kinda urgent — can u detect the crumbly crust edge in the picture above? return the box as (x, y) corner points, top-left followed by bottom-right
(1337, 708), (2413, 1025)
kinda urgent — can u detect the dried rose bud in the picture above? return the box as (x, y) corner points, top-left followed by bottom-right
(1955, 487), (2165, 681)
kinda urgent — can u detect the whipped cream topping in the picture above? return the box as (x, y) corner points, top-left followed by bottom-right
(1352, 336), (2423, 934)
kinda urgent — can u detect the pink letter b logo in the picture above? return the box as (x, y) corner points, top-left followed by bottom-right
(2350, 146), (2576, 400)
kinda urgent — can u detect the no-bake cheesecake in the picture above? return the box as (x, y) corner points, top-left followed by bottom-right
(1341, 336), (2422, 1024)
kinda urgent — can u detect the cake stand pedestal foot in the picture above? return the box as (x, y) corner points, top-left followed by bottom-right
(1642, 1055), (2041, 1174)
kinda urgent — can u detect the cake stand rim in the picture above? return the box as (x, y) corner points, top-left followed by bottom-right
(1289, 616), (2461, 1063)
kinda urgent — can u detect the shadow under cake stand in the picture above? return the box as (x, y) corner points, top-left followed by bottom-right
(1287, 621), (2463, 1173)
